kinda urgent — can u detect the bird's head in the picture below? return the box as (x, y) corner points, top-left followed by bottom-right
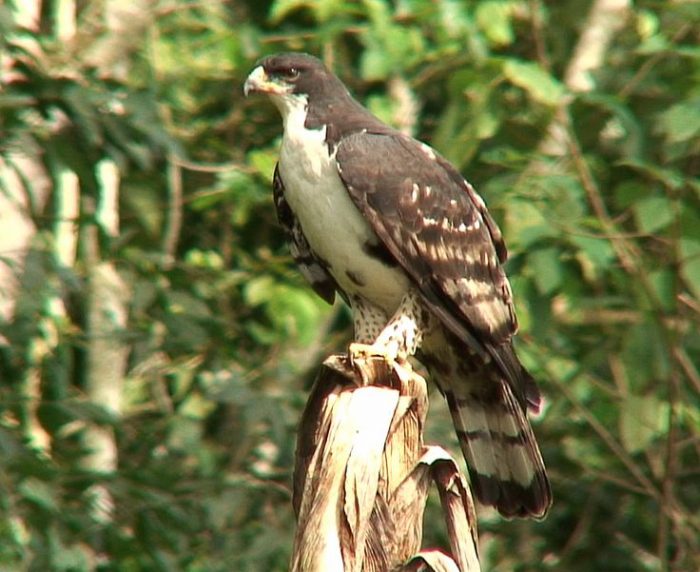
(243, 53), (324, 97)
(244, 52), (350, 120)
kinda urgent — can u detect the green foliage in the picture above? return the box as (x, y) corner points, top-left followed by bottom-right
(0, 0), (698, 570)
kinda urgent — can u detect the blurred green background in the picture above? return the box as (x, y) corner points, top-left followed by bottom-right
(0, 0), (698, 570)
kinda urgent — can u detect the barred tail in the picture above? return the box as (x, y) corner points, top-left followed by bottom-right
(441, 375), (551, 518)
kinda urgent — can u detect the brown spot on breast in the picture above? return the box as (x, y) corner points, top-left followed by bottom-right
(363, 239), (399, 267)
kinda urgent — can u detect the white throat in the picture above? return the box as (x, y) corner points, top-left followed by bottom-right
(276, 93), (330, 180)
(270, 92), (309, 126)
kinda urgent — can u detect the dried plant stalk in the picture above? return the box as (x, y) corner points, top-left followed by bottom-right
(292, 354), (480, 572)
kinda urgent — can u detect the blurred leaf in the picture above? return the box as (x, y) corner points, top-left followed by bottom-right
(270, 0), (340, 23)
(178, 395), (216, 426)
(167, 291), (211, 319)
(475, 0), (516, 46)
(548, 175), (586, 221)
(185, 249), (225, 270)
(502, 59), (565, 106)
(366, 93), (395, 126)
(359, 0), (424, 80)
(529, 247), (564, 295)
(122, 182), (163, 237)
(51, 543), (93, 571)
(360, 44), (392, 81)
(562, 434), (606, 470)
(244, 276), (328, 346)
(267, 284), (327, 346)
(580, 93), (644, 159)
(570, 234), (615, 282)
(633, 195), (674, 234)
(248, 148), (278, 180)
(635, 9), (659, 40)
(18, 478), (58, 513)
(614, 180), (648, 209)
(619, 395), (669, 454)
(243, 275), (276, 307)
(505, 199), (556, 247)
(622, 322), (672, 388)
(618, 159), (685, 190)
(648, 269), (676, 311)
(656, 99), (700, 144)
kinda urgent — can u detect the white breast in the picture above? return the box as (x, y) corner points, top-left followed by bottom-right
(277, 100), (409, 314)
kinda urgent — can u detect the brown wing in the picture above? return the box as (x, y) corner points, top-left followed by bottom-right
(334, 132), (524, 383)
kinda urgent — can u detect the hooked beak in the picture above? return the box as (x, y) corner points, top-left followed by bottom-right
(243, 65), (292, 97)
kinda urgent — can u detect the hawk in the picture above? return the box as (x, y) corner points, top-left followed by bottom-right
(244, 53), (551, 518)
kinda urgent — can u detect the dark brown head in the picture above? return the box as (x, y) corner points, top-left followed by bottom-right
(244, 52), (387, 141)
(244, 53), (349, 99)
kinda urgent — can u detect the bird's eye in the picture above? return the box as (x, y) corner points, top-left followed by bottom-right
(285, 67), (300, 80)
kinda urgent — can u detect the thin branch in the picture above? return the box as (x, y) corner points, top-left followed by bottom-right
(557, 483), (601, 560)
(389, 75), (419, 137)
(225, 474), (293, 499)
(678, 294), (700, 318)
(586, 469), (650, 496)
(53, 166), (80, 268)
(564, 0), (630, 93)
(161, 153), (183, 268)
(618, 23), (694, 99)
(529, 0), (551, 71)
(658, 368), (680, 571)
(535, 0), (631, 158)
(170, 156), (250, 174)
(546, 365), (660, 501)
(673, 347), (700, 394)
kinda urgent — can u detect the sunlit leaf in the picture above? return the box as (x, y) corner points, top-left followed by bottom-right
(475, 0), (516, 46)
(243, 275), (276, 307)
(270, 0), (341, 23)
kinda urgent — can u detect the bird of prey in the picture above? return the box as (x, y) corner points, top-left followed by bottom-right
(244, 52), (551, 519)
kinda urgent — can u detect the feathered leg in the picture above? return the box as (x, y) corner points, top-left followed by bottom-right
(349, 290), (431, 363)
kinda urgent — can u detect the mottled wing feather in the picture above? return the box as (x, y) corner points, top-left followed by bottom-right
(273, 164), (337, 304)
(433, 154), (509, 266)
(335, 132), (520, 375)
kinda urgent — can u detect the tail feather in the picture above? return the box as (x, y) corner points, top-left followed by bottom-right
(443, 379), (551, 518)
(420, 327), (552, 518)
